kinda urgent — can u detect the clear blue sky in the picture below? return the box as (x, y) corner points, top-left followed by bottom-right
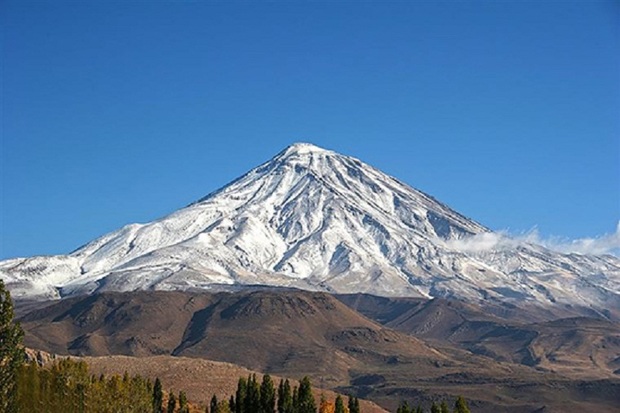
(1, 1), (619, 259)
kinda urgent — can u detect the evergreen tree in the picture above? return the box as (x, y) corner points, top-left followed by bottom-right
(153, 378), (164, 413)
(236, 377), (247, 413)
(179, 391), (189, 413)
(168, 393), (177, 413)
(430, 402), (440, 413)
(245, 374), (261, 413)
(211, 394), (219, 413)
(396, 401), (409, 413)
(335, 395), (345, 413)
(278, 380), (285, 413)
(453, 396), (470, 413)
(278, 379), (293, 413)
(292, 386), (299, 413)
(347, 396), (360, 413)
(0, 279), (24, 413)
(261, 374), (276, 413)
(415, 405), (423, 413)
(439, 401), (449, 413)
(297, 377), (316, 413)
(230, 395), (237, 413)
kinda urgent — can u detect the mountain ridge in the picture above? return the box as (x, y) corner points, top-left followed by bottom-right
(1, 143), (619, 313)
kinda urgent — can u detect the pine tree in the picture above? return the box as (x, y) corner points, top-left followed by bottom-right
(335, 395), (345, 413)
(230, 395), (237, 413)
(348, 396), (360, 413)
(168, 393), (177, 413)
(153, 378), (164, 413)
(297, 377), (316, 413)
(0, 279), (24, 413)
(292, 386), (299, 413)
(260, 374), (276, 413)
(396, 401), (409, 413)
(430, 402), (440, 413)
(278, 379), (293, 413)
(453, 396), (470, 413)
(236, 377), (247, 413)
(179, 391), (189, 413)
(245, 374), (261, 413)
(439, 401), (449, 413)
(211, 394), (220, 413)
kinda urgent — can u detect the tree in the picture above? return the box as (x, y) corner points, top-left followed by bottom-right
(236, 377), (247, 413)
(245, 374), (261, 413)
(334, 395), (346, 413)
(153, 378), (164, 413)
(0, 279), (24, 413)
(318, 394), (334, 413)
(278, 379), (293, 413)
(430, 402), (440, 413)
(453, 396), (470, 413)
(260, 374), (276, 413)
(347, 396), (359, 413)
(439, 401), (449, 413)
(229, 395), (236, 413)
(396, 401), (410, 413)
(211, 394), (219, 413)
(167, 392), (176, 413)
(178, 391), (189, 413)
(297, 377), (316, 413)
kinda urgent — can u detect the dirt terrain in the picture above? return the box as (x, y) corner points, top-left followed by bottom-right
(18, 290), (620, 413)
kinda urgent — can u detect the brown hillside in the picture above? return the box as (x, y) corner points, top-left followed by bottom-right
(19, 290), (620, 413)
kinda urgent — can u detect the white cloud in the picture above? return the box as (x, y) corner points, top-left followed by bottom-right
(444, 222), (620, 257)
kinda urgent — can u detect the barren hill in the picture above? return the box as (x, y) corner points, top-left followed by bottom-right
(18, 289), (620, 412)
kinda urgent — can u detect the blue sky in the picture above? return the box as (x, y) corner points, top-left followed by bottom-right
(1, 1), (619, 259)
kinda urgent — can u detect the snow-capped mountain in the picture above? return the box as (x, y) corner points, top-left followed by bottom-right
(2, 143), (619, 312)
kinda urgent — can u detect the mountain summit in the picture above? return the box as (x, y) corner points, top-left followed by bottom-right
(2, 143), (619, 312)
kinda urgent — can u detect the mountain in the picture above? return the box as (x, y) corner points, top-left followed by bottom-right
(337, 294), (620, 379)
(19, 290), (620, 413)
(1, 143), (619, 313)
(20, 290), (444, 384)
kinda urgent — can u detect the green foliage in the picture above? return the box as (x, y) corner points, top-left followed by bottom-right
(260, 374), (276, 413)
(394, 397), (470, 413)
(153, 377), (163, 413)
(168, 392), (176, 413)
(178, 390), (189, 413)
(230, 395), (236, 413)
(245, 374), (261, 413)
(16, 358), (153, 412)
(236, 377), (248, 413)
(334, 395), (345, 413)
(278, 379), (293, 413)
(453, 396), (470, 413)
(0, 279), (24, 413)
(212, 394), (219, 413)
(297, 377), (316, 413)
(348, 396), (360, 413)
(396, 401), (410, 413)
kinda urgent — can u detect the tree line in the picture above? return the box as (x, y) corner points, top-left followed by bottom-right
(195, 373), (360, 413)
(395, 396), (470, 413)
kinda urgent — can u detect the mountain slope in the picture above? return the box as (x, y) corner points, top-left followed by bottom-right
(20, 290), (444, 384)
(2, 143), (619, 311)
(20, 290), (620, 413)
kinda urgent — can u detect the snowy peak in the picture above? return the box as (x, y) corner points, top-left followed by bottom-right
(278, 142), (332, 157)
(1, 143), (619, 314)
